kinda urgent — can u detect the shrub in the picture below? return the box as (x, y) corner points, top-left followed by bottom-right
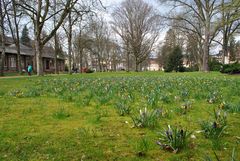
(220, 62), (240, 74)
(209, 59), (222, 71)
(184, 65), (199, 72)
(132, 108), (161, 128)
(86, 68), (94, 73)
(157, 125), (192, 153)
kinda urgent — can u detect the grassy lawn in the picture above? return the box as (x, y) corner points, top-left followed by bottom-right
(0, 72), (239, 160)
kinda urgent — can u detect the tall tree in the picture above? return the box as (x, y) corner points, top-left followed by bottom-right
(164, 46), (184, 72)
(112, 0), (160, 71)
(218, 0), (240, 64)
(158, 28), (184, 69)
(89, 17), (109, 72)
(21, 25), (31, 46)
(4, 0), (23, 73)
(160, 0), (222, 72)
(0, 0), (6, 76)
(18, 0), (78, 76)
(185, 33), (201, 69)
(62, 0), (100, 74)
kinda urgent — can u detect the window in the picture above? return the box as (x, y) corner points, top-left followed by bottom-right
(4, 57), (7, 67)
(9, 56), (16, 67)
(46, 60), (50, 70)
(21, 57), (25, 68)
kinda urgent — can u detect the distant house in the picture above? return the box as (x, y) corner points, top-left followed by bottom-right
(212, 51), (230, 64)
(41, 46), (65, 72)
(147, 58), (160, 71)
(0, 35), (65, 73)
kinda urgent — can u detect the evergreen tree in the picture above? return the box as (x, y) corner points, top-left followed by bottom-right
(21, 25), (31, 46)
(159, 29), (177, 68)
(164, 46), (184, 72)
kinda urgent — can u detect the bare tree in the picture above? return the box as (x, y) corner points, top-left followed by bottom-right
(74, 28), (92, 73)
(112, 0), (160, 72)
(18, 0), (78, 76)
(3, 0), (23, 74)
(218, 0), (240, 64)
(160, 0), (223, 71)
(88, 17), (109, 72)
(62, 0), (102, 74)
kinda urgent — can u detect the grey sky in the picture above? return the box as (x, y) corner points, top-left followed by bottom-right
(100, 0), (169, 43)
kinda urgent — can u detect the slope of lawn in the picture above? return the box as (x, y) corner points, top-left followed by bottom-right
(0, 72), (239, 161)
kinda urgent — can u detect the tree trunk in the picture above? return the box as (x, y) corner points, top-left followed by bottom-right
(53, 0), (58, 74)
(0, 42), (5, 76)
(126, 50), (130, 72)
(54, 35), (58, 74)
(222, 35), (228, 64)
(202, 39), (209, 72)
(202, 15), (210, 72)
(97, 54), (102, 72)
(68, 13), (72, 74)
(0, 0), (5, 76)
(79, 49), (83, 73)
(35, 40), (44, 76)
(13, 0), (21, 74)
(16, 39), (22, 74)
(135, 57), (138, 72)
(0, 50), (5, 76)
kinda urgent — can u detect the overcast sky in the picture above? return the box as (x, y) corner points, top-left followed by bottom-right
(99, 0), (169, 44)
(101, 0), (160, 7)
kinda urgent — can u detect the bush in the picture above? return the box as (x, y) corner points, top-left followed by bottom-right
(184, 65), (199, 72)
(220, 62), (240, 74)
(65, 65), (69, 72)
(209, 59), (222, 71)
(86, 68), (94, 73)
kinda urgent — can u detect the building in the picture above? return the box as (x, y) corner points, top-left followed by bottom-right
(41, 46), (65, 72)
(0, 36), (65, 73)
(147, 58), (160, 71)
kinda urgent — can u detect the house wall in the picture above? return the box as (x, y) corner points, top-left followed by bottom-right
(3, 53), (33, 72)
(42, 58), (65, 73)
(57, 60), (65, 72)
(147, 63), (159, 71)
(4, 54), (17, 71)
(3, 53), (64, 73)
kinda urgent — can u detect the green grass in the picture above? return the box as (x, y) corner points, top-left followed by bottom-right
(0, 71), (240, 160)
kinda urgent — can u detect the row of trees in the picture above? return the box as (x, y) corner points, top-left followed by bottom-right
(0, 0), (106, 76)
(0, 0), (162, 75)
(158, 0), (240, 72)
(1, 0), (240, 75)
